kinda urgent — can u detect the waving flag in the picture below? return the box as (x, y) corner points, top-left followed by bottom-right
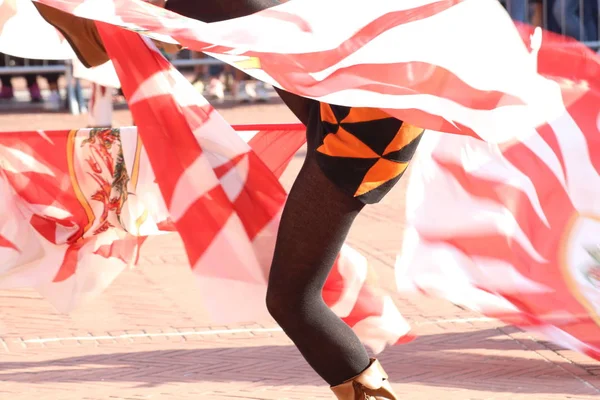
(102, 24), (409, 351)
(32, 0), (558, 136)
(0, 127), (154, 311)
(0, 0), (73, 59)
(3, 0), (600, 359)
(0, 124), (408, 352)
(398, 29), (600, 358)
(82, 0), (600, 358)
(0, 22), (409, 351)
(0, 0), (119, 87)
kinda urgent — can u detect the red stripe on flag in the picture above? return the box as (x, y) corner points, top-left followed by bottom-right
(233, 123), (304, 131)
(258, 9), (312, 33)
(231, 152), (286, 240)
(384, 108), (479, 137)
(178, 185), (234, 269)
(213, 153), (245, 180)
(433, 156), (552, 250)
(254, 59), (523, 112)
(536, 123), (567, 180)
(53, 239), (87, 282)
(246, 129), (306, 179)
(340, 291), (385, 328)
(94, 236), (142, 264)
(323, 255), (346, 307)
(214, 151), (285, 240)
(0, 233), (19, 252)
(267, 0), (462, 72)
(189, 0), (462, 69)
(501, 142), (575, 230)
(421, 233), (544, 272)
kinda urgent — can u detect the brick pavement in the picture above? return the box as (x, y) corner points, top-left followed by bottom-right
(1, 101), (600, 399)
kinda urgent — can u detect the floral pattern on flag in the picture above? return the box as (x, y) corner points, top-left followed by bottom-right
(0, 128), (148, 311)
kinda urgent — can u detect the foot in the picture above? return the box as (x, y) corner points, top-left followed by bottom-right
(331, 359), (398, 400)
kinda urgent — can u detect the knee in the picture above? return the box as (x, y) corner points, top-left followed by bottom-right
(265, 284), (306, 326)
(265, 285), (288, 323)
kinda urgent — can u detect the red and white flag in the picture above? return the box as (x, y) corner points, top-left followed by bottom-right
(398, 29), (600, 358)
(7, 0), (600, 358)
(0, 0), (73, 59)
(0, 127), (152, 311)
(0, 23), (410, 352)
(100, 24), (410, 351)
(32, 0), (556, 135)
(0, 124), (408, 352)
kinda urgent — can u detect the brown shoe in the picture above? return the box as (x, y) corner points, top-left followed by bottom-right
(33, 2), (109, 68)
(331, 359), (398, 400)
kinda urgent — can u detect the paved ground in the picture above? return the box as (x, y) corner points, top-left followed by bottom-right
(1, 92), (600, 400)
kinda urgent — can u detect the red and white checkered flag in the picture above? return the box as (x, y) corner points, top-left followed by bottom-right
(99, 24), (410, 351)
(0, 23), (410, 352)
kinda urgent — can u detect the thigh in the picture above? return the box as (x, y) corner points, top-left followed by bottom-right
(309, 103), (425, 204)
(274, 88), (315, 126)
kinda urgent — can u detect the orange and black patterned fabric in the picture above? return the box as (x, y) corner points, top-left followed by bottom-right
(312, 103), (424, 204)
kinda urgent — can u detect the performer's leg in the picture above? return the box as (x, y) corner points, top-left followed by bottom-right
(268, 103), (422, 398)
(266, 127), (401, 399)
(274, 88), (312, 126)
(266, 144), (371, 386)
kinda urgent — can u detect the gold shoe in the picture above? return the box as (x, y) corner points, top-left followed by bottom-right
(33, 2), (109, 68)
(331, 359), (398, 400)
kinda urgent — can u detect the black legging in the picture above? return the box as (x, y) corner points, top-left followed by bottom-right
(266, 104), (372, 386)
(166, 0), (372, 385)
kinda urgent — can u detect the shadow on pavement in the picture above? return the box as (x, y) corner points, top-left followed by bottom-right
(0, 328), (597, 396)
